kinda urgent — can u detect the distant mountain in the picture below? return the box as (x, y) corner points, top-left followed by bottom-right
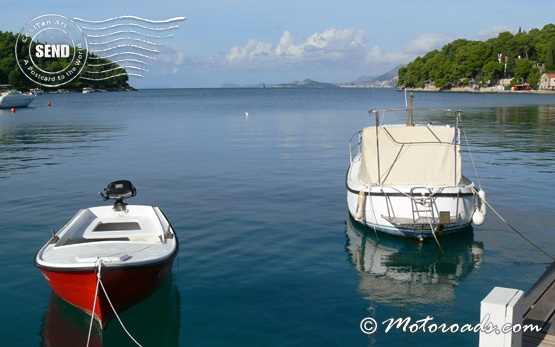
(220, 66), (404, 89)
(340, 65), (404, 88)
(352, 75), (375, 84)
(221, 82), (268, 88)
(221, 83), (242, 88)
(221, 78), (339, 88)
(373, 65), (402, 82)
(271, 79), (339, 88)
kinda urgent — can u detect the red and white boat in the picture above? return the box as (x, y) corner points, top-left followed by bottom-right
(35, 180), (179, 328)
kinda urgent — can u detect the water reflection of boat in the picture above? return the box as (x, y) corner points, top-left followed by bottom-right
(41, 274), (181, 346)
(345, 215), (483, 305)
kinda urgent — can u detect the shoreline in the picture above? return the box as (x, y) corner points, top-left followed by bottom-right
(403, 86), (555, 94)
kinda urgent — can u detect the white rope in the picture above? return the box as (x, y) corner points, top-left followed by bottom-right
(86, 259), (143, 347)
(474, 190), (554, 261)
(460, 121), (482, 190)
(98, 276), (143, 346)
(366, 189), (380, 240)
(428, 219), (445, 255)
(460, 116), (550, 260)
(86, 259), (102, 347)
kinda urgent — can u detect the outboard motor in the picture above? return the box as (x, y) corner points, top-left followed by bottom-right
(99, 180), (137, 210)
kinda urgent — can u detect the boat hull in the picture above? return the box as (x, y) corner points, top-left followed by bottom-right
(346, 155), (478, 239)
(38, 258), (175, 327)
(34, 188), (179, 329)
(0, 93), (35, 108)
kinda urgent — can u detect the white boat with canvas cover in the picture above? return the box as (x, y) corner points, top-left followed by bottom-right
(346, 95), (486, 242)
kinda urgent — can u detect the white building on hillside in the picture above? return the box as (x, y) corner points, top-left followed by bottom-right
(539, 73), (555, 90)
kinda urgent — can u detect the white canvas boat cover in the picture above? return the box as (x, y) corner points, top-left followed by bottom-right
(358, 125), (461, 186)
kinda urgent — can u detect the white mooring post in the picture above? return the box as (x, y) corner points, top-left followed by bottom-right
(479, 286), (524, 347)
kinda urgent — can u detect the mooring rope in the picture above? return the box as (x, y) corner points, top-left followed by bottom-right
(86, 259), (143, 347)
(428, 219), (445, 255)
(459, 115), (552, 259)
(86, 263), (101, 347)
(460, 123), (482, 190)
(478, 193), (554, 261)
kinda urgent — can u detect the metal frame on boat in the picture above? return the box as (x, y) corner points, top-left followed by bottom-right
(346, 96), (486, 242)
(35, 180), (179, 328)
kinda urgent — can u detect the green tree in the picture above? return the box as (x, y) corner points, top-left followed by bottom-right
(482, 61), (504, 84)
(545, 40), (555, 71)
(0, 30), (132, 91)
(527, 66), (541, 87)
(398, 23), (555, 89)
(513, 59), (533, 83)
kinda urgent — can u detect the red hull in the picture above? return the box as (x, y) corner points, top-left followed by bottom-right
(39, 260), (174, 327)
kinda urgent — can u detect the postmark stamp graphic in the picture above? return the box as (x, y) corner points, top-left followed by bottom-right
(15, 14), (88, 87)
(74, 16), (186, 82)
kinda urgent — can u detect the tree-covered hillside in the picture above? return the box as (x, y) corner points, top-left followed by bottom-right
(398, 24), (555, 90)
(0, 31), (132, 91)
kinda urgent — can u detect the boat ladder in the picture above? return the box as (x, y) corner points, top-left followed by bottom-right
(411, 187), (446, 254)
(410, 187), (437, 226)
(382, 187), (456, 230)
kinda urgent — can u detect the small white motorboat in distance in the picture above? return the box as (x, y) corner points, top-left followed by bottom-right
(346, 95), (486, 240)
(35, 180), (179, 328)
(0, 89), (36, 108)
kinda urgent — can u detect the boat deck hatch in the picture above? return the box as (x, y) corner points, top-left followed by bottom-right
(94, 222), (141, 232)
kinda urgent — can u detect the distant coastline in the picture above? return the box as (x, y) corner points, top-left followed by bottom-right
(403, 86), (555, 94)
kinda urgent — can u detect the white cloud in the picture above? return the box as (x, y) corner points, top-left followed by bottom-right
(227, 39), (274, 65)
(475, 25), (513, 40)
(404, 32), (453, 54)
(365, 46), (412, 64)
(144, 46), (189, 75)
(158, 46), (187, 65)
(221, 28), (369, 68)
(163, 28), (439, 84)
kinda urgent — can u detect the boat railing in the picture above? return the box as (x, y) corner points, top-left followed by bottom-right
(0, 84), (14, 92)
(349, 130), (363, 163)
(369, 107), (457, 127)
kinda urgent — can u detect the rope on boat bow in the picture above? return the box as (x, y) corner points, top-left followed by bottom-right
(86, 261), (101, 347)
(86, 259), (143, 347)
(459, 115), (483, 191)
(460, 115), (553, 261)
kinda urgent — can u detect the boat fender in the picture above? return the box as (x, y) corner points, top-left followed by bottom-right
(472, 211), (485, 226)
(355, 191), (365, 220)
(478, 190), (487, 216)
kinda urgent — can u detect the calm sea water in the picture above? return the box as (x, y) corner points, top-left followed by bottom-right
(0, 88), (553, 346)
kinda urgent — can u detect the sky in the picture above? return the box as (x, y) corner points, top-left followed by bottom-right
(3, 0), (555, 88)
